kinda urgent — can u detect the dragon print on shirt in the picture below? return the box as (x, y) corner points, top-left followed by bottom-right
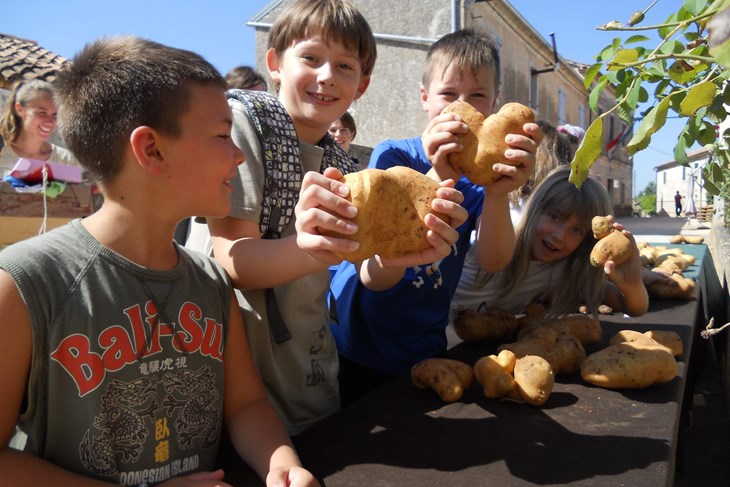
(48, 300), (225, 482)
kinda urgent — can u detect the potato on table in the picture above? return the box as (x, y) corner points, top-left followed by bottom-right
(580, 340), (678, 389)
(411, 357), (474, 402)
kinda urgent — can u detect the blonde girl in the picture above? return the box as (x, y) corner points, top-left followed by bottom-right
(453, 165), (648, 318)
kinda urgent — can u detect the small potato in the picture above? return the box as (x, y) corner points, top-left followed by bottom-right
(581, 342), (677, 389)
(645, 330), (684, 357)
(591, 216), (613, 240)
(684, 235), (705, 244)
(590, 230), (633, 267)
(608, 329), (675, 356)
(656, 254), (689, 271)
(513, 355), (555, 406)
(474, 350), (517, 398)
(411, 358), (474, 402)
(669, 235), (685, 244)
(646, 273), (696, 300)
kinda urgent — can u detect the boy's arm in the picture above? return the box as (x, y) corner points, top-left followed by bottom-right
(210, 168), (359, 291)
(0, 271), (116, 486)
(222, 293), (319, 486)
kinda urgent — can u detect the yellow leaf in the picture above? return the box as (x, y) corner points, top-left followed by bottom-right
(569, 118), (603, 188)
(679, 82), (716, 115)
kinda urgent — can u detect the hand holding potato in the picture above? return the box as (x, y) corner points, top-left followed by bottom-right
(295, 167), (360, 265)
(422, 112), (469, 183)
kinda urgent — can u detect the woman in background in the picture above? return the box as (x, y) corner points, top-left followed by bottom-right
(0, 79), (78, 177)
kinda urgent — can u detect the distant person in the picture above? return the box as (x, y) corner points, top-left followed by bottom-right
(224, 64), (267, 91)
(675, 191), (683, 217)
(0, 36), (317, 486)
(0, 79), (79, 177)
(328, 111), (361, 168)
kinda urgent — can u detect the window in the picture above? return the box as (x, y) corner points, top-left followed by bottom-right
(682, 167), (686, 180)
(578, 104), (586, 129)
(558, 88), (566, 125)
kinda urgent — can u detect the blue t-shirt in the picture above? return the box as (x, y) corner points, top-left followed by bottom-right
(329, 137), (485, 375)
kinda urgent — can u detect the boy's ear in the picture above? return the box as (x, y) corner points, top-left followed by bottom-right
(353, 75), (371, 101)
(266, 48), (282, 84)
(130, 126), (167, 176)
(419, 84), (430, 112)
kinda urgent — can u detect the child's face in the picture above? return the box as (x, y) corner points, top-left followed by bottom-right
(165, 84), (244, 218)
(16, 92), (58, 141)
(420, 63), (498, 120)
(328, 119), (353, 152)
(267, 36), (370, 144)
(531, 211), (588, 263)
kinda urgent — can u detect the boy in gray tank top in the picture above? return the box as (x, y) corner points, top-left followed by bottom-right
(0, 36), (317, 486)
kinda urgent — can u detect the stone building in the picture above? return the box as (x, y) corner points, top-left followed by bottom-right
(247, 0), (634, 211)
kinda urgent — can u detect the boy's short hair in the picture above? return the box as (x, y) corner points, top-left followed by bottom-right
(55, 35), (226, 184)
(267, 0), (377, 91)
(422, 29), (501, 91)
(225, 65), (267, 90)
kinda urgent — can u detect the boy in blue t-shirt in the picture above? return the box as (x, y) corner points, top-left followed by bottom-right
(330, 29), (543, 406)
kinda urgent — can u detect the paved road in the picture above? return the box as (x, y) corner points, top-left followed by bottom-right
(616, 215), (711, 243)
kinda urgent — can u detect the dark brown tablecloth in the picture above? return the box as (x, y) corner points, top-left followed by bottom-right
(221, 243), (725, 487)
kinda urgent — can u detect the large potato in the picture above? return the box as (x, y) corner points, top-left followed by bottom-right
(441, 101), (535, 186)
(580, 341), (678, 389)
(323, 166), (448, 262)
(590, 228), (633, 267)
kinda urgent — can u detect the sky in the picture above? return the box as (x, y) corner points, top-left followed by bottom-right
(2, 0), (688, 197)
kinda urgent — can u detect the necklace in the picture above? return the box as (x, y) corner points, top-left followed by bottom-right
(135, 277), (187, 359)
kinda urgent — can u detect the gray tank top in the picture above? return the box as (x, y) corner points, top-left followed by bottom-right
(0, 219), (231, 485)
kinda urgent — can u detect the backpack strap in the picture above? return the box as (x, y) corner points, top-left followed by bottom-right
(227, 89), (360, 239)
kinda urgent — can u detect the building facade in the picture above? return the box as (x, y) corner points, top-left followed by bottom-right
(655, 147), (711, 217)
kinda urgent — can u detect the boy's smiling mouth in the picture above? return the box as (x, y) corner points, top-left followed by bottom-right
(310, 92), (337, 102)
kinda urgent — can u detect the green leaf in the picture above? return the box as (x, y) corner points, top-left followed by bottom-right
(624, 35), (651, 45)
(627, 96), (671, 156)
(608, 49), (639, 70)
(674, 136), (688, 165)
(583, 63), (603, 89)
(679, 81), (717, 115)
(683, 0), (705, 16)
(708, 5), (730, 69)
(626, 81), (642, 109)
(569, 118), (604, 188)
(589, 78), (608, 111)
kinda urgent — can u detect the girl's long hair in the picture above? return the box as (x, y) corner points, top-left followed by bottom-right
(480, 165), (613, 317)
(0, 79), (54, 144)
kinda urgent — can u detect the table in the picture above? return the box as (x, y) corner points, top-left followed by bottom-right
(220, 243), (725, 487)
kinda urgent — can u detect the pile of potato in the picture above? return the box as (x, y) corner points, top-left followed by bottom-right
(412, 304), (684, 405)
(638, 241), (697, 300)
